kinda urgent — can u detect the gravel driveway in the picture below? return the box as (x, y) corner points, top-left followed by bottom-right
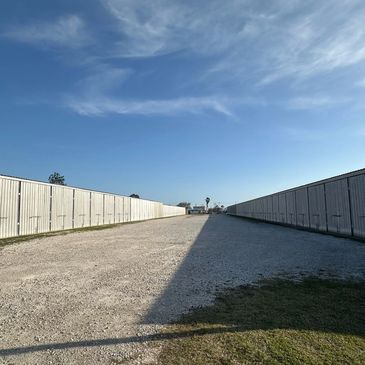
(1, 214), (365, 364)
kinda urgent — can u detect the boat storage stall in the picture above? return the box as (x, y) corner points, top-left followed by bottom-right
(0, 175), (185, 239)
(227, 169), (365, 240)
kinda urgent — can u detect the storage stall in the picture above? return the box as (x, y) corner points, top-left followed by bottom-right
(295, 188), (310, 228)
(19, 181), (50, 235)
(286, 191), (296, 226)
(0, 177), (19, 238)
(51, 185), (74, 231)
(0, 174), (186, 239)
(308, 185), (327, 232)
(349, 174), (365, 238)
(278, 194), (287, 224)
(325, 179), (352, 235)
(73, 189), (91, 228)
(226, 168), (365, 240)
(104, 194), (115, 225)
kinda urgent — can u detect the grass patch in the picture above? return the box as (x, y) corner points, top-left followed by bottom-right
(157, 278), (365, 364)
(0, 223), (126, 249)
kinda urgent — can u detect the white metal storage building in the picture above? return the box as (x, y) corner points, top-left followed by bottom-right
(227, 168), (365, 240)
(0, 175), (185, 239)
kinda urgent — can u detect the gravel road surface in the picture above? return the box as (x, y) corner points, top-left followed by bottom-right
(1, 214), (365, 364)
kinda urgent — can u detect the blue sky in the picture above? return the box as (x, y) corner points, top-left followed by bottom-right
(1, 0), (365, 207)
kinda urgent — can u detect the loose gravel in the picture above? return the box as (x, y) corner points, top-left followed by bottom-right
(1, 214), (365, 364)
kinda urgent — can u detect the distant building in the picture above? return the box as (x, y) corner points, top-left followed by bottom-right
(188, 205), (206, 214)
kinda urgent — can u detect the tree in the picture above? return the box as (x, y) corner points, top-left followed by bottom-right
(177, 202), (191, 209)
(130, 194), (140, 198)
(205, 197), (210, 210)
(48, 172), (66, 185)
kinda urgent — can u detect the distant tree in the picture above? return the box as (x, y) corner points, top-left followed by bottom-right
(130, 194), (140, 199)
(48, 172), (66, 185)
(177, 202), (191, 209)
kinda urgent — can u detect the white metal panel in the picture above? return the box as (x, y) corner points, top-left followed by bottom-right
(278, 194), (287, 223)
(267, 195), (273, 222)
(308, 185), (327, 232)
(286, 191), (296, 226)
(325, 179), (352, 235)
(295, 188), (309, 228)
(124, 197), (131, 221)
(73, 189), (90, 228)
(349, 174), (365, 238)
(236, 202), (243, 217)
(51, 185), (74, 231)
(19, 181), (51, 235)
(115, 196), (124, 223)
(272, 194), (279, 222)
(90, 192), (104, 226)
(104, 194), (115, 225)
(130, 198), (139, 221)
(0, 177), (19, 238)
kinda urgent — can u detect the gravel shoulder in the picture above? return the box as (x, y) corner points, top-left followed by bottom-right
(1, 215), (365, 364)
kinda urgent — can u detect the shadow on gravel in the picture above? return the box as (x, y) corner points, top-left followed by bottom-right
(1, 277), (364, 357)
(142, 214), (365, 325)
(1, 215), (365, 358)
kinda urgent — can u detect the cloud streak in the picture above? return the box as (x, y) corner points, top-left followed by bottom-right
(3, 15), (90, 49)
(102, 0), (365, 85)
(67, 96), (233, 117)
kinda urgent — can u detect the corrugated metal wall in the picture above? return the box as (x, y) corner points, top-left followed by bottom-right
(51, 185), (74, 231)
(227, 169), (365, 240)
(0, 175), (185, 239)
(73, 189), (91, 229)
(19, 181), (51, 235)
(0, 178), (19, 238)
(349, 174), (365, 238)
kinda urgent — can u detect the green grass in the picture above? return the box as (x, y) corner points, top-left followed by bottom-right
(0, 223), (126, 249)
(156, 278), (365, 365)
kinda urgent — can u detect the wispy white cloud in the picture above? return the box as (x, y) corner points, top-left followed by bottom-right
(67, 96), (233, 117)
(75, 66), (132, 96)
(4, 1), (365, 116)
(286, 95), (350, 110)
(3, 15), (90, 48)
(65, 63), (238, 117)
(101, 0), (365, 88)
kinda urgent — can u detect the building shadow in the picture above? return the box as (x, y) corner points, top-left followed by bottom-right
(1, 215), (365, 358)
(142, 214), (365, 325)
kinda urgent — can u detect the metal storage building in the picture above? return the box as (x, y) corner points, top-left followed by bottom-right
(227, 168), (365, 240)
(0, 175), (185, 239)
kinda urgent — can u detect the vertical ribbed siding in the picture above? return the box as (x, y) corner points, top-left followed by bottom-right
(73, 189), (91, 228)
(308, 185), (327, 232)
(0, 175), (186, 239)
(349, 174), (365, 238)
(295, 188), (309, 228)
(0, 178), (19, 238)
(266, 196), (273, 221)
(272, 194), (279, 222)
(278, 194), (287, 224)
(114, 196), (124, 223)
(51, 185), (74, 231)
(226, 169), (365, 240)
(325, 179), (352, 235)
(19, 181), (51, 235)
(124, 197), (131, 221)
(90, 192), (104, 226)
(286, 191), (296, 226)
(104, 194), (115, 225)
